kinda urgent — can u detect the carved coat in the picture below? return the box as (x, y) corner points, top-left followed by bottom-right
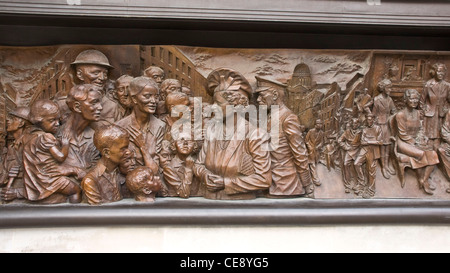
(305, 127), (325, 164)
(81, 159), (123, 205)
(420, 79), (450, 139)
(372, 93), (396, 144)
(194, 120), (271, 200)
(163, 155), (203, 198)
(116, 112), (166, 168)
(438, 110), (450, 179)
(100, 95), (131, 124)
(269, 104), (309, 196)
(58, 123), (100, 172)
(395, 109), (439, 169)
(22, 127), (72, 201)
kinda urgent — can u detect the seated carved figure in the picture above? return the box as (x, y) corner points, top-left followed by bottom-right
(22, 99), (82, 204)
(391, 89), (439, 195)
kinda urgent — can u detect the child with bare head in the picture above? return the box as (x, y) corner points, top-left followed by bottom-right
(82, 125), (130, 205)
(126, 166), (161, 202)
(22, 99), (81, 203)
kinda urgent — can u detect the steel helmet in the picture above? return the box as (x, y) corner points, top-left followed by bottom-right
(9, 106), (31, 122)
(71, 49), (114, 69)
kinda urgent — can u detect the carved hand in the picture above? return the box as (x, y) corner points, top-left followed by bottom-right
(185, 156), (195, 169)
(129, 126), (147, 150)
(206, 174), (225, 192)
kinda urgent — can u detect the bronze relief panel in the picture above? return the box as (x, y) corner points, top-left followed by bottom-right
(1, 45), (450, 205)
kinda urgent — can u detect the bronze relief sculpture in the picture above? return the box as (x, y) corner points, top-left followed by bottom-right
(0, 45), (450, 205)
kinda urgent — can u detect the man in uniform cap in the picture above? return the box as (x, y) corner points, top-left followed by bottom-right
(194, 68), (272, 200)
(255, 76), (313, 197)
(0, 107), (32, 202)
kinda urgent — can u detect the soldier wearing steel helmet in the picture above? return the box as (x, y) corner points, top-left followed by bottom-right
(0, 107), (32, 202)
(71, 49), (114, 90)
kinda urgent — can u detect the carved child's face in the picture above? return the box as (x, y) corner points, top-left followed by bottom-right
(107, 137), (130, 164)
(40, 111), (61, 134)
(119, 149), (137, 174)
(175, 137), (195, 156)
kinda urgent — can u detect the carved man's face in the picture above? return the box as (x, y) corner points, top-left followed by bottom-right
(77, 64), (109, 88)
(366, 116), (374, 127)
(315, 120), (324, 131)
(147, 70), (165, 86)
(132, 85), (159, 114)
(80, 90), (103, 121)
(257, 90), (276, 107)
(6, 116), (23, 133)
(116, 79), (132, 108)
(351, 119), (360, 130)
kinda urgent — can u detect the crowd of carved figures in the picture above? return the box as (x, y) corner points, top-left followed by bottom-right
(0, 48), (450, 205)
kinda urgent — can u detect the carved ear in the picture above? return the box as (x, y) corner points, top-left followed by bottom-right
(103, 148), (111, 159)
(18, 119), (25, 128)
(73, 101), (82, 114)
(272, 90), (279, 101)
(142, 187), (152, 195)
(76, 68), (84, 82)
(130, 95), (137, 105)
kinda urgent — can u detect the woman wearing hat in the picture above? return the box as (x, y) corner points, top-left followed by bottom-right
(193, 68), (272, 200)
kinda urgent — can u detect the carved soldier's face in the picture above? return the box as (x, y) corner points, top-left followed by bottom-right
(116, 79), (132, 108)
(133, 85), (159, 114)
(80, 90), (103, 121)
(6, 116), (23, 133)
(175, 137), (196, 156)
(257, 90), (276, 107)
(40, 111), (61, 134)
(107, 137), (130, 164)
(77, 64), (109, 88)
